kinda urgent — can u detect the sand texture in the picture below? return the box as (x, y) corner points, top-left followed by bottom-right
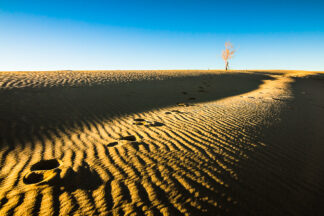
(0, 70), (323, 215)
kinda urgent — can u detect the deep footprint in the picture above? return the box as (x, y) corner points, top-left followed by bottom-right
(23, 159), (63, 185)
(119, 135), (137, 142)
(107, 142), (118, 147)
(23, 170), (60, 185)
(30, 159), (62, 171)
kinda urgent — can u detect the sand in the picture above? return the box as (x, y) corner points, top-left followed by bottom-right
(0, 70), (323, 215)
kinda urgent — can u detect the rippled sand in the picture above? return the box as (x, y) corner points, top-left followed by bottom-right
(0, 70), (323, 215)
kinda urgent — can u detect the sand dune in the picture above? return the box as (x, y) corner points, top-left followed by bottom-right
(0, 70), (323, 215)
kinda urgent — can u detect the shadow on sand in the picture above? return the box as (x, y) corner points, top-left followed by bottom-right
(0, 72), (273, 147)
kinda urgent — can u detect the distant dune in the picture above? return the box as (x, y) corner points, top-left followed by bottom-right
(0, 70), (323, 215)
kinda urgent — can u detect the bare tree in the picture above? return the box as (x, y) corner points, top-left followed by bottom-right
(222, 42), (235, 71)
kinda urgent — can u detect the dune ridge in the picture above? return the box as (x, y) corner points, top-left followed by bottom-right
(0, 70), (323, 215)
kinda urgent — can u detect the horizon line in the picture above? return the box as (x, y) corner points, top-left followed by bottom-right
(1, 69), (324, 73)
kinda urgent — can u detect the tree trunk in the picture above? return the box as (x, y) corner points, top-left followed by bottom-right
(225, 61), (229, 71)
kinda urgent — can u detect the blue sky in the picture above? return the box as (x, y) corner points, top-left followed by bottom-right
(0, 0), (323, 71)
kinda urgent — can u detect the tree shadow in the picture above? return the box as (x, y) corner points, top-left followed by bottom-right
(58, 161), (102, 192)
(43, 161), (103, 215)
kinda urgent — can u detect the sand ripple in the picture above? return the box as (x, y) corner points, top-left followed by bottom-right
(0, 71), (323, 215)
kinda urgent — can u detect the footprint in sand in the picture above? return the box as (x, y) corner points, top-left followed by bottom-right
(107, 135), (142, 147)
(23, 159), (63, 185)
(133, 118), (164, 127)
(119, 135), (137, 142)
(149, 122), (164, 127)
(133, 118), (147, 125)
(176, 102), (191, 107)
(106, 141), (119, 147)
(165, 110), (186, 115)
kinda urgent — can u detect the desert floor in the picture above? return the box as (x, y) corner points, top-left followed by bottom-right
(0, 70), (323, 215)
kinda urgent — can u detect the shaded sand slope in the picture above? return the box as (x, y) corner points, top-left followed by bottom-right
(0, 71), (269, 146)
(0, 70), (323, 215)
(236, 74), (324, 215)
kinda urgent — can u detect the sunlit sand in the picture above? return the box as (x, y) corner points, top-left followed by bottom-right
(0, 70), (323, 215)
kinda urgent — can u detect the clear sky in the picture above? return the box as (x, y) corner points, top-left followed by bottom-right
(1, 0), (323, 71)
